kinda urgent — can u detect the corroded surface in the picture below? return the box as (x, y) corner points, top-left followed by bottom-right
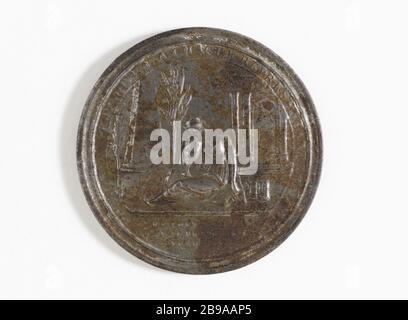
(77, 28), (322, 274)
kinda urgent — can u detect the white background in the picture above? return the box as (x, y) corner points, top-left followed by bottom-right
(1, 0), (407, 299)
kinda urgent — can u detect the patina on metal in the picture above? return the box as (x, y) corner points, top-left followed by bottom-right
(77, 28), (322, 274)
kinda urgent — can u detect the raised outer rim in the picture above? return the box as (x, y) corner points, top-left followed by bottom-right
(77, 27), (322, 274)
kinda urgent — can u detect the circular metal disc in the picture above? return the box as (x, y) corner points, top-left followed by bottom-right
(77, 28), (322, 274)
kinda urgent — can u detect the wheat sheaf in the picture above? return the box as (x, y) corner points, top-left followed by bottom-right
(158, 67), (192, 125)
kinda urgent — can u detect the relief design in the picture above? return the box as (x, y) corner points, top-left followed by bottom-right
(96, 43), (297, 215)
